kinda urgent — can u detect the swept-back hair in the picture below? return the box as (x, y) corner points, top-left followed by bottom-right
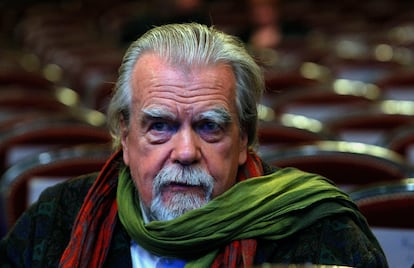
(107, 23), (264, 148)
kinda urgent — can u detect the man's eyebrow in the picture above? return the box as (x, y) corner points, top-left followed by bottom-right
(141, 107), (176, 121)
(196, 108), (233, 124)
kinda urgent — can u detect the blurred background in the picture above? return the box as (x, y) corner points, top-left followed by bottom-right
(2, 0), (414, 119)
(1, 1), (414, 267)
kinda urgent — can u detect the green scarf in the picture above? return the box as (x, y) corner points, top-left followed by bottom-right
(117, 166), (371, 267)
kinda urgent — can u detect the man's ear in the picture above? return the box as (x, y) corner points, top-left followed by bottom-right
(120, 115), (130, 165)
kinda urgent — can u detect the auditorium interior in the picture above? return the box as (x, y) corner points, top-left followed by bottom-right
(1, 0), (414, 266)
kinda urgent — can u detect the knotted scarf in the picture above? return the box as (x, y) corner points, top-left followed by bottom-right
(60, 149), (371, 267)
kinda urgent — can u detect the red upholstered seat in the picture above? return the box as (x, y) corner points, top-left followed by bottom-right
(257, 113), (337, 152)
(380, 124), (414, 165)
(0, 144), (113, 229)
(0, 116), (111, 174)
(260, 141), (414, 192)
(350, 178), (414, 229)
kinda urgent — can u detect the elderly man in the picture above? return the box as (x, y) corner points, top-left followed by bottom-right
(0, 23), (387, 267)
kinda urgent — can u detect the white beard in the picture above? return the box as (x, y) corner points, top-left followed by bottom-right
(149, 165), (214, 221)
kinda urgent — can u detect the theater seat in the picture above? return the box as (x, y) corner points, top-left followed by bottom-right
(259, 140), (414, 192)
(349, 179), (414, 268)
(257, 113), (337, 152)
(325, 100), (414, 145)
(379, 124), (414, 165)
(263, 85), (378, 122)
(0, 115), (111, 173)
(0, 144), (113, 229)
(350, 178), (414, 229)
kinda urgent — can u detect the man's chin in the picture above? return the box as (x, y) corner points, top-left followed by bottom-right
(161, 185), (207, 199)
(150, 192), (209, 221)
(161, 189), (206, 203)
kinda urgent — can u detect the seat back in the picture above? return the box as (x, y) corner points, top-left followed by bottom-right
(263, 83), (379, 122)
(0, 116), (111, 174)
(380, 124), (414, 165)
(349, 179), (414, 268)
(350, 179), (414, 229)
(260, 141), (414, 192)
(326, 100), (414, 145)
(257, 113), (337, 151)
(377, 70), (414, 101)
(0, 144), (113, 229)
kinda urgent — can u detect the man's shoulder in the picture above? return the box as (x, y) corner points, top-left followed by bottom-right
(0, 172), (104, 267)
(39, 172), (99, 202)
(256, 215), (387, 267)
(26, 172), (100, 231)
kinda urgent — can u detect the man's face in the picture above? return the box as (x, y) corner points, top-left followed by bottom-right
(121, 53), (248, 221)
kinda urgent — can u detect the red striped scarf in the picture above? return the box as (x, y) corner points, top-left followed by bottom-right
(59, 150), (264, 267)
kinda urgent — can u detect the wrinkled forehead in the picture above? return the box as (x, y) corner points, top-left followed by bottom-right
(133, 51), (234, 83)
(137, 46), (232, 73)
(131, 53), (237, 105)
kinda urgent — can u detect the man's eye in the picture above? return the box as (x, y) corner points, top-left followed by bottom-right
(196, 121), (225, 142)
(145, 121), (177, 144)
(150, 122), (173, 132)
(197, 121), (222, 134)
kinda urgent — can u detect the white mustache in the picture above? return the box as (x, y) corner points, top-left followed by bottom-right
(153, 165), (214, 194)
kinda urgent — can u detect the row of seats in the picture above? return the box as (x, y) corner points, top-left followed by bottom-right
(257, 110), (414, 165)
(1, 138), (413, 268)
(0, 111), (413, 227)
(1, 139), (413, 230)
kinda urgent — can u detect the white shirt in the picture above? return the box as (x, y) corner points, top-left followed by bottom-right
(130, 202), (186, 268)
(130, 240), (186, 268)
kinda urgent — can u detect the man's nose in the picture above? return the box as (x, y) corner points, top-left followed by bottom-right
(171, 127), (201, 165)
